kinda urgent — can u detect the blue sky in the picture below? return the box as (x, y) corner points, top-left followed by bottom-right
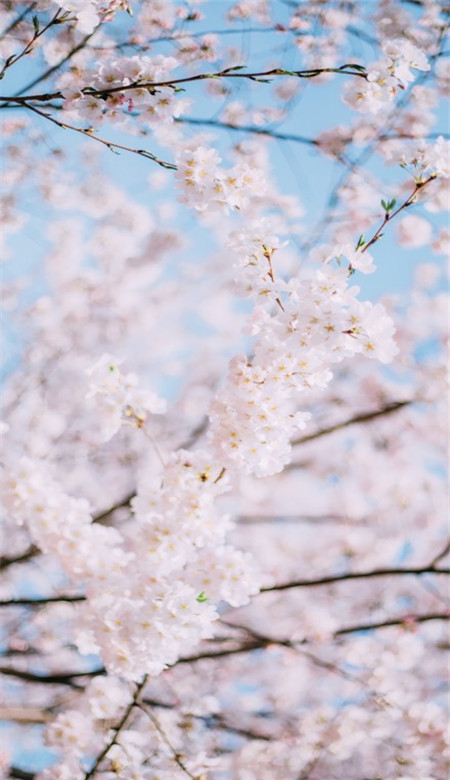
(2, 1), (448, 377)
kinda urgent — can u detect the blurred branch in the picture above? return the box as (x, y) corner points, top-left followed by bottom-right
(292, 400), (412, 446)
(9, 769), (35, 780)
(0, 8), (63, 80)
(429, 539), (450, 568)
(0, 706), (52, 723)
(335, 612), (450, 636)
(260, 565), (450, 593)
(84, 674), (148, 779)
(137, 703), (198, 779)
(15, 27), (99, 95)
(0, 545), (39, 570)
(93, 491), (136, 524)
(0, 665), (104, 687)
(176, 116), (318, 146)
(0, 3), (37, 43)
(221, 612), (450, 651)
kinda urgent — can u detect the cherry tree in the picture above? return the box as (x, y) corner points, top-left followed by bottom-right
(0, 1), (449, 778)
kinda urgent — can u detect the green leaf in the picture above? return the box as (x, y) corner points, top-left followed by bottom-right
(32, 15), (40, 34)
(222, 65), (246, 73)
(274, 69), (298, 76)
(381, 198), (396, 213)
(341, 63), (366, 72)
(356, 234), (366, 249)
(196, 592), (208, 603)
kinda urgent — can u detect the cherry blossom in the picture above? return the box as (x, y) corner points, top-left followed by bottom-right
(0, 3), (448, 779)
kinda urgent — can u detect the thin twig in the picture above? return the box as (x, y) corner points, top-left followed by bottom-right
(15, 27), (100, 96)
(360, 176), (437, 256)
(0, 3), (37, 43)
(429, 539), (450, 568)
(0, 9), (62, 79)
(137, 703), (197, 779)
(84, 674), (148, 779)
(17, 101), (176, 169)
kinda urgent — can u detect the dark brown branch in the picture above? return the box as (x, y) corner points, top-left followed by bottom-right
(0, 63), (368, 104)
(0, 595), (85, 607)
(260, 566), (450, 593)
(0, 545), (39, 570)
(0, 665), (104, 687)
(221, 612), (450, 652)
(176, 640), (265, 665)
(292, 400), (412, 446)
(9, 768), (35, 780)
(93, 491), (135, 524)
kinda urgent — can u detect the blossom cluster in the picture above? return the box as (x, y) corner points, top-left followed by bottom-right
(40, 0), (131, 34)
(176, 145), (267, 213)
(345, 38), (430, 114)
(3, 443), (260, 681)
(86, 354), (167, 441)
(60, 54), (189, 133)
(209, 256), (397, 477)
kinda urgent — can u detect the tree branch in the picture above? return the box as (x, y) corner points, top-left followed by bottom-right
(291, 400), (412, 446)
(137, 703), (198, 779)
(0, 3), (37, 43)
(12, 101), (177, 169)
(0, 595), (85, 607)
(260, 566), (450, 593)
(0, 63), (368, 105)
(360, 176), (438, 257)
(84, 674), (148, 779)
(0, 545), (39, 570)
(15, 27), (100, 96)
(428, 539), (450, 568)
(176, 116), (318, 146)
(9, 768), (35, 780)
(0, 665), (104, 687)
(0, 8), (63, 79)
